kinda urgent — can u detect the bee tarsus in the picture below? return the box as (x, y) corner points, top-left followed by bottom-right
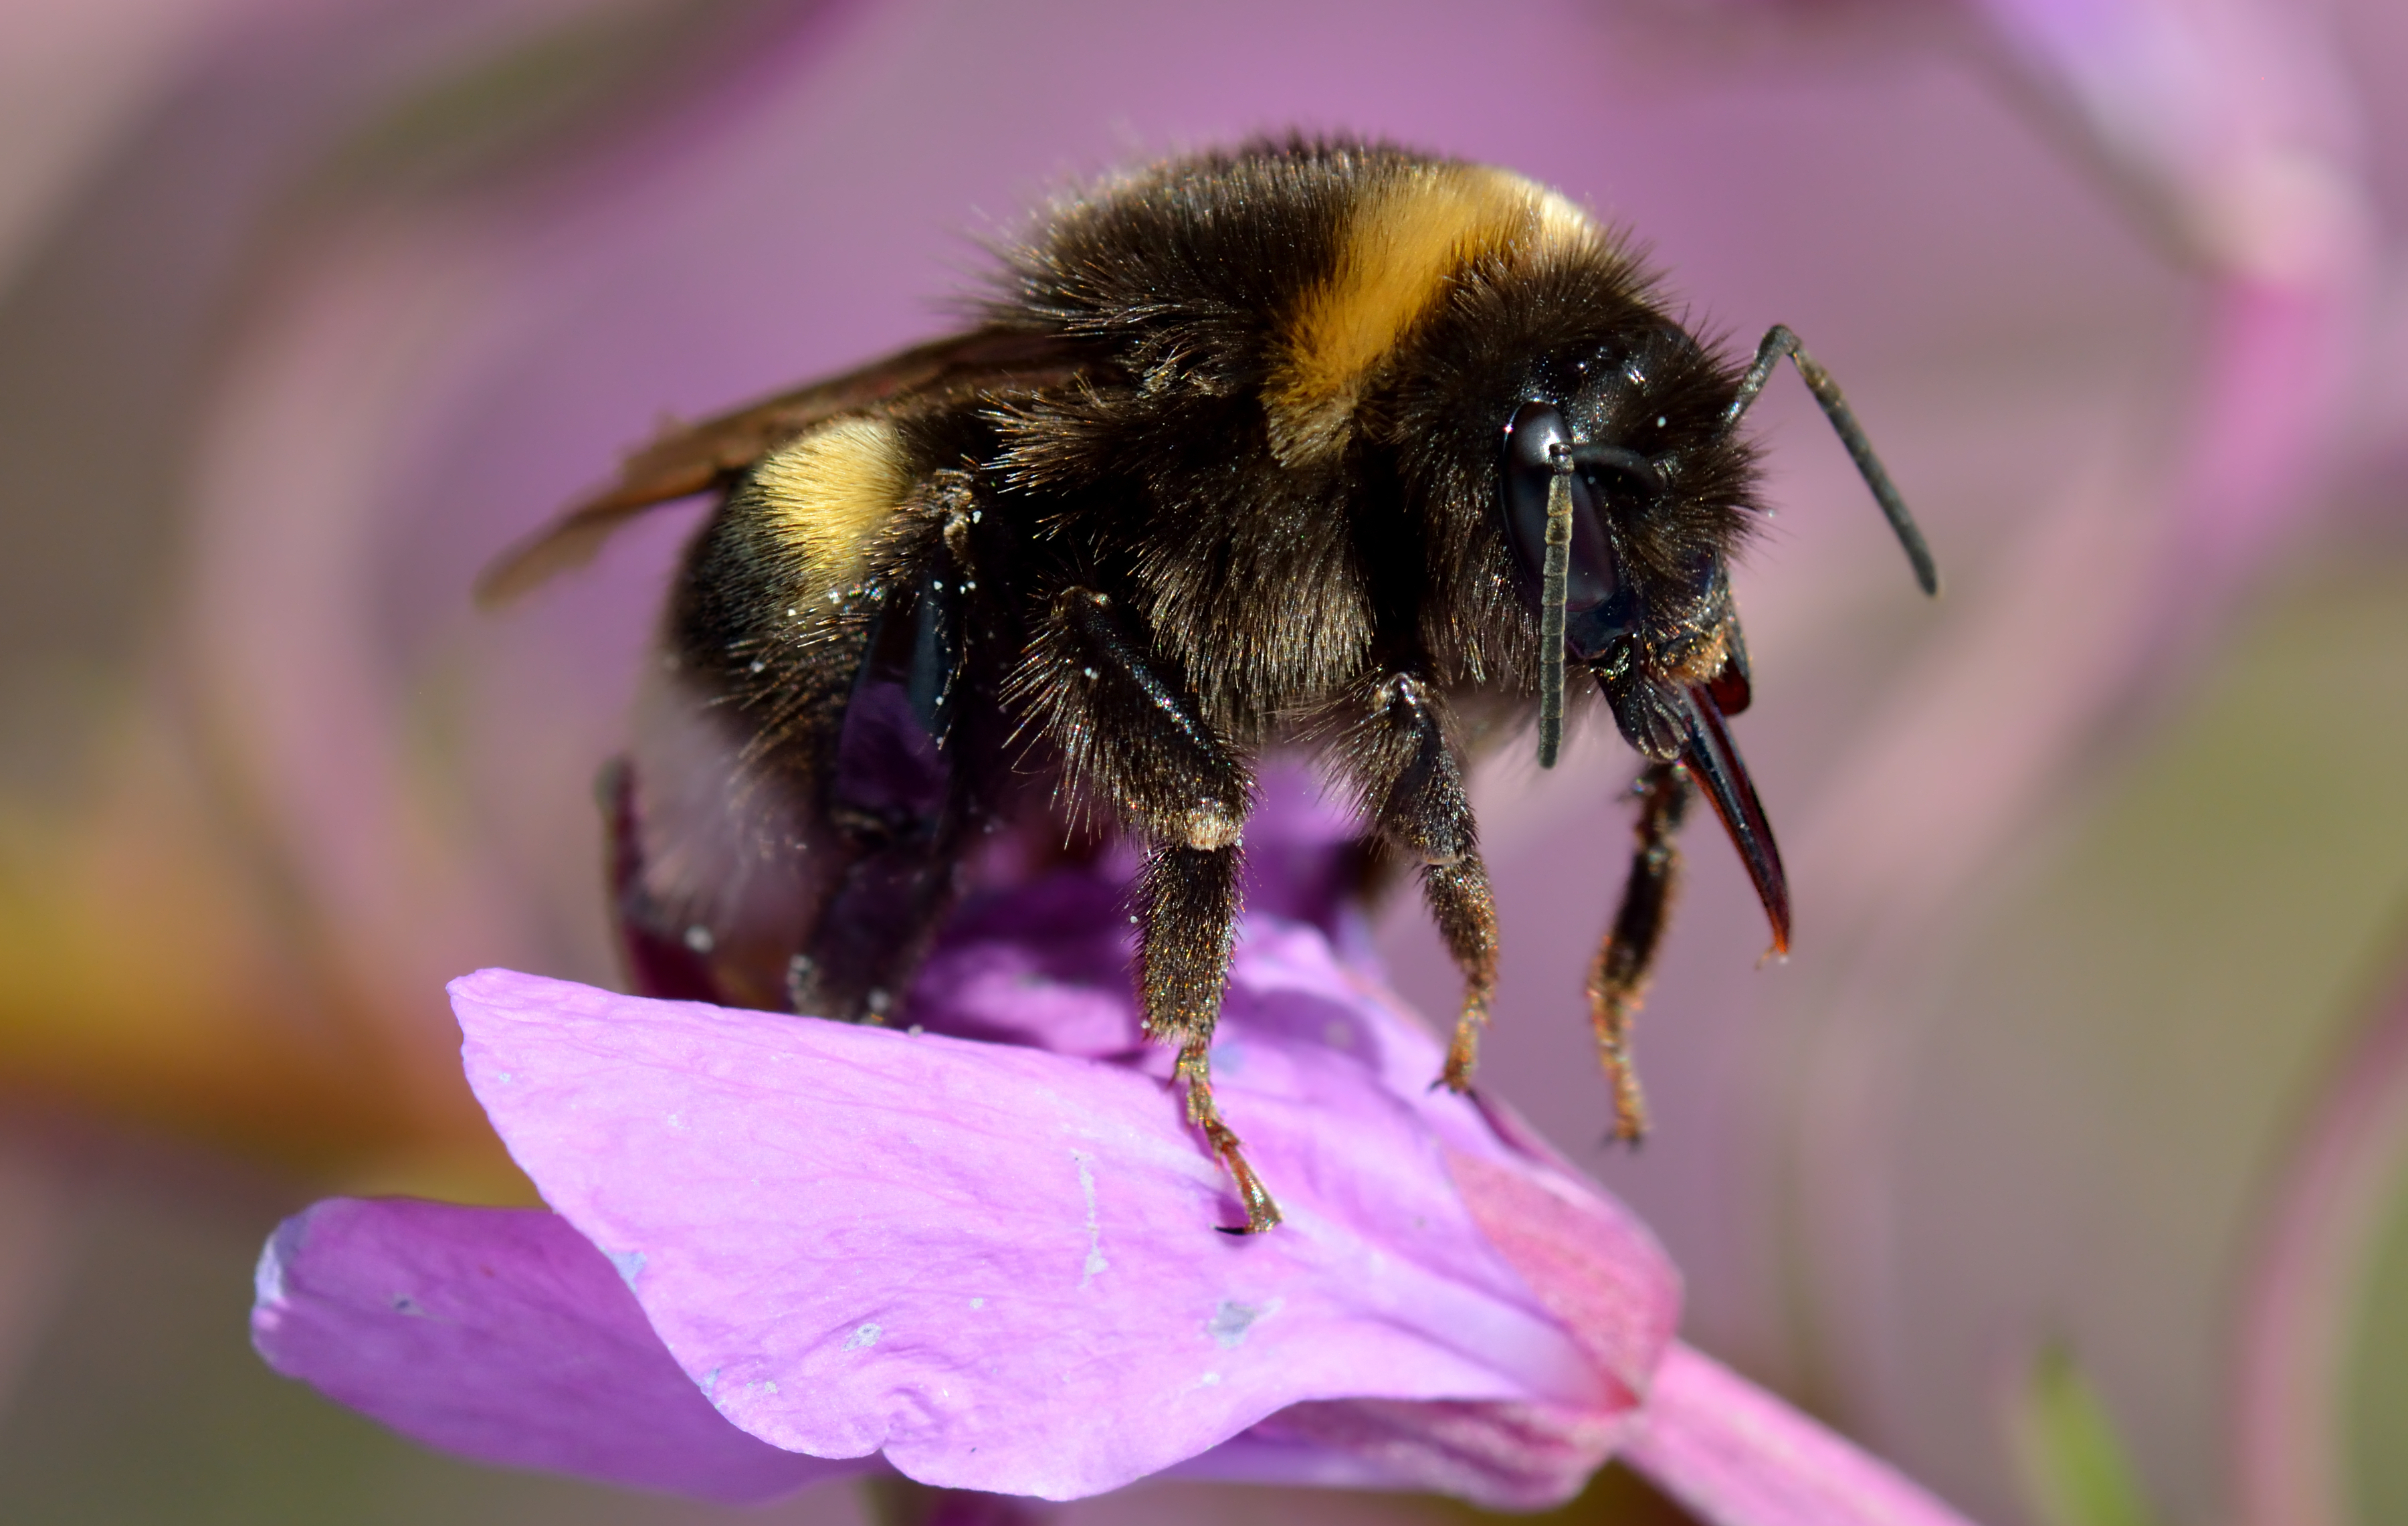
(1183, 1040), (1284, 1234)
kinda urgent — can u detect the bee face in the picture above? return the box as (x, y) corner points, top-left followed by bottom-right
(1471, 318), (1756, 759)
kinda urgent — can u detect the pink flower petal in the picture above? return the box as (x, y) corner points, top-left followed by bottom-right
(249, 1196), (854, 1503)
(1204, 1394), (1628, 1507)
(448, 915), (1679, 1501)
(1447, 1144), (1678, 1410)
(256, 875), (1985, 1521)
(1171, 1133), (1688, 1510)
(1622, 1344), (1981, 1526)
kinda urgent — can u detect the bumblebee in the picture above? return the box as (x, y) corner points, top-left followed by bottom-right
(484, 136), (1937, 1234)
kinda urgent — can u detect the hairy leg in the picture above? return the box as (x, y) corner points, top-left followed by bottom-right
(1589, 761), (1692, 1141)
(1138, 844), (1280, 1231)
(1019, 587), (1278, 1230)
(1338, 674), (1498, 1090)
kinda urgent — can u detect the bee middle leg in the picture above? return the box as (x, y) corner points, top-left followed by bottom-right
(1589, 761), (1693, 1142)
(1141, 844), (1282, 1233)
(1028, 587), (1279, 1232)
(1338, 674), (1498, 1091)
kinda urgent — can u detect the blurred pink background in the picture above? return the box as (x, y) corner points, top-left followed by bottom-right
(3, 0), (2407, 1522)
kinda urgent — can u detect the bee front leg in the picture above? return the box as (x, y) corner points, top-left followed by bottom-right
(1590, 761), (1692, 1142)
(1024, 587), (1278, 1232)
(1339, 674), (1498, 1092)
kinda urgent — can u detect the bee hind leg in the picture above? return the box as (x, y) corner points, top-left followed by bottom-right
(1340, 674), (1498, 1092)
(1589, 761), (1693, 1142)
(792, 559), (970, 1024)
(790, 807), (966, 1024)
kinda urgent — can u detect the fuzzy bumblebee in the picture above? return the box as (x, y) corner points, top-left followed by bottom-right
(484, 136), (1937, 1234)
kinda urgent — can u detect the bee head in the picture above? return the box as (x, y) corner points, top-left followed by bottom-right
(1494, 324), (1759, 763)
(1490, 328), (1790, 954)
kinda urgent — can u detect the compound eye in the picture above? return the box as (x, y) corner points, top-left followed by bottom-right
(1500, 401), (1618, 613)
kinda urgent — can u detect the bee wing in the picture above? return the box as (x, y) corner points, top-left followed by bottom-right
(474, 326), (1086, 606)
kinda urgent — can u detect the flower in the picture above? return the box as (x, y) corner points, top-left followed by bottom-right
(254, 791), (1975, 1522)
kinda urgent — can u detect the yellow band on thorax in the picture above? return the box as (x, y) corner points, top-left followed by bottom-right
(1265, 165), (1600, 466)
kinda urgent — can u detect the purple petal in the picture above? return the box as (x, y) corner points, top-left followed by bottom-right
(1194, 1395), (1627, 1508)
(449, 918), (1674, 1500)
(905, 868), (1153, 1058)
(1168, 1137), (1683, 1509)
(1446, 1145), (1677, 1409)
(249, 1196), (856, 1503)
(1621, 1344), (1980, 1526)
(807, 764), (1377, 1060)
